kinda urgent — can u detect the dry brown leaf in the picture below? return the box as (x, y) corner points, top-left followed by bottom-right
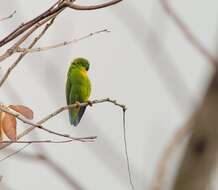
(0, 129), (2, 141)
(9, 105), (33, 120)
(2, 113), (17, 141)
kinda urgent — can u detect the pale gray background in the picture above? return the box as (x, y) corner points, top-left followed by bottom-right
(0, 0), (216, 189)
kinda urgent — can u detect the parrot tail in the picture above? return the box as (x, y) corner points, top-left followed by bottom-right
(69, 106), (87, 127)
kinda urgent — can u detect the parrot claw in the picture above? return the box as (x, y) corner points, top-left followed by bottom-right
(87, 100), (93, 107)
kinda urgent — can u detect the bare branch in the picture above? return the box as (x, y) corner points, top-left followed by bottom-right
(0, 104), (97, 143)
(160, 0), (218, 65)
(0, 0), (121, 87)
(0, 98), (126, 149)
(17, 29), (110, 53)
(0, 8), (61, 62)
(0, 1), (64, 47)
(36, 98), (126, 126)
(66, 0), (122, 10)
(0, 18), (57, 87)
(0, 11), (16, 22)
(0, 0), (122, 47)
(0, 139), (85, 144)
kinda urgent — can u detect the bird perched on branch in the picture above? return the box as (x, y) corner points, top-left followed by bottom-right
(66, 57), (91, 126)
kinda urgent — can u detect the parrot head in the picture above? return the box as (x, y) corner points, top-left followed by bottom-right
(70, 57), (90, 71)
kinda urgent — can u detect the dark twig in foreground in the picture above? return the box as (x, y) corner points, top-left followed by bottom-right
(0, 146), (85, 189)
(0, 143), (30, 162)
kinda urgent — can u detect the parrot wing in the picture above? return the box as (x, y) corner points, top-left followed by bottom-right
(66, 77), (77, 126)
(68, 83), (87, 127)
(66, 77), (71, 105)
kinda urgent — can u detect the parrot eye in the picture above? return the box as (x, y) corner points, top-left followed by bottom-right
(81, 61), (89, 71)
(85, 64), (89, 71)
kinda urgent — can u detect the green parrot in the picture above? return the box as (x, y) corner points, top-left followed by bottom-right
(66, 57), (91, 126)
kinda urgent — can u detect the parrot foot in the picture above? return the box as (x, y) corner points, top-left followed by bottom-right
(75, 101), (81, 108)
(87, 100), (93, 107)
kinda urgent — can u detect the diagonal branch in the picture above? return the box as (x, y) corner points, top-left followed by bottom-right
(0, 17), (57, 88)
(0, 104), (97, 143)
(0, 139), (88, 144)
(0, 0), (122, 47)
(0, 98), (126, 150)
(0, 11), (61, 62)
(160, 0), (218, 65)
(0, 1), (64, 47)
(16, 29), (110, 53)
(0, 143), (30, 162)
(66, 0), (122, 10)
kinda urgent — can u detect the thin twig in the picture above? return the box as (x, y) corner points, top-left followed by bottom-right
(37, 98), (126, 125)
(160, 0), (218, 65)
(0, 0), (122, 47)
(66, 0), (122, 10)
(122, 109), (135, 190)
(0, 139), (89, 144)
(0, 17), (57, 87)
(0, 98), (126, 150)
(17, 29), (110, 53)
(0, 8), (62, 62)
(0, 0), (63, 47)
(0, 11), (16, 22)
(0, 104), (97, 143)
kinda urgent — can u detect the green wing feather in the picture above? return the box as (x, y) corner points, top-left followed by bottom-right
(66, 77), (71, 105)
